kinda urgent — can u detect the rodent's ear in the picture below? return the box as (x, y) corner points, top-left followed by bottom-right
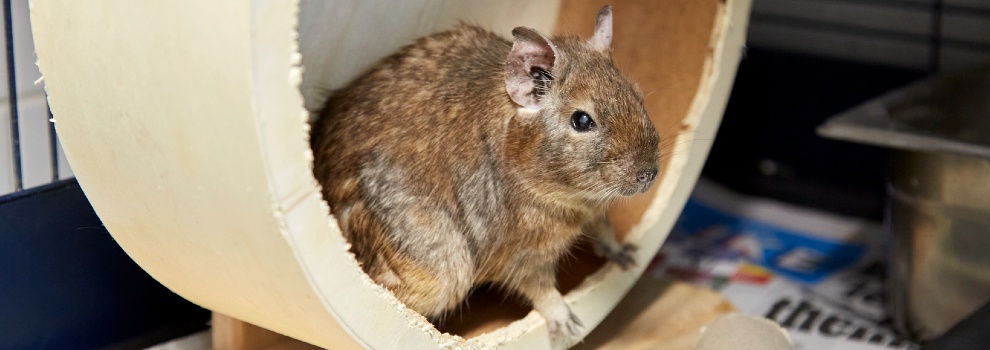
(588, 5), (613, 52)
(505, 27), (558, 110)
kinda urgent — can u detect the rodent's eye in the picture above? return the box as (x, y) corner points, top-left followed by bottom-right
(571, 111), (595, 132)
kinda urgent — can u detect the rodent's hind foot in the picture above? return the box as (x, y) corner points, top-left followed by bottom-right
(593, 240), (638, 270)
(531, 289), (584, 348)
(542, 302), (584, 349)
(545, 308), (583, 337)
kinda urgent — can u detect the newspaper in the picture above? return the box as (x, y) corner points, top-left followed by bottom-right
(648, 179), (919, 350)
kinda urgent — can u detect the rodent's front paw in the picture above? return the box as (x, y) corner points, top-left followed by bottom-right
(593, 241), (638, 270)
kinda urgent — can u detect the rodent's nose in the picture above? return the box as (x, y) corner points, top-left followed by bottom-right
(636, 167), (658, 183)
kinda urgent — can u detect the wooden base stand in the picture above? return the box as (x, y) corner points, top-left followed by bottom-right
(211, 313), (321, 350)
(211, 277), (734, 349)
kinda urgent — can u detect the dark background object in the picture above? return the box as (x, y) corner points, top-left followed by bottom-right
(701, 47), (927, 219)
(0, 180), (209, 349)
(922, 301), (990, 350)
(1, 0), (209, 347)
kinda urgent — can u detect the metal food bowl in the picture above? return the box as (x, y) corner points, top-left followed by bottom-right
(819, 66), (990, 340)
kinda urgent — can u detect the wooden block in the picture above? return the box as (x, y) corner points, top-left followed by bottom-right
(212, 312), (322, 350)
(574, 277), (736, 350)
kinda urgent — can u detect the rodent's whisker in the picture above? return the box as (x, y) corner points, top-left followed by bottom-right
(656, 124), (682, 141)
(659, 137), (712, 148)
(658, 150), (695, 164)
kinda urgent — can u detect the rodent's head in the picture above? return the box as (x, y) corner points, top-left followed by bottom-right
(503, 5), (660, 202)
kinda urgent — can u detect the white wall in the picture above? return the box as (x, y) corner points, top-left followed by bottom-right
(748, 0), (990, 71)
(0, 0), (72, 197)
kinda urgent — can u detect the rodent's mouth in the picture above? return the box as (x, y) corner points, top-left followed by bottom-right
(615, 181), (654, 197)
(634, 180), (655, 195)
(637, 181), (654, 194)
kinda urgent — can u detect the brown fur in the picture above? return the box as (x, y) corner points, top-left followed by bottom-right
(311, 6), (658, 341)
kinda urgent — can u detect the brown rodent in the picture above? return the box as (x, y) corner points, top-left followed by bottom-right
(310, 5), (659, 343)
